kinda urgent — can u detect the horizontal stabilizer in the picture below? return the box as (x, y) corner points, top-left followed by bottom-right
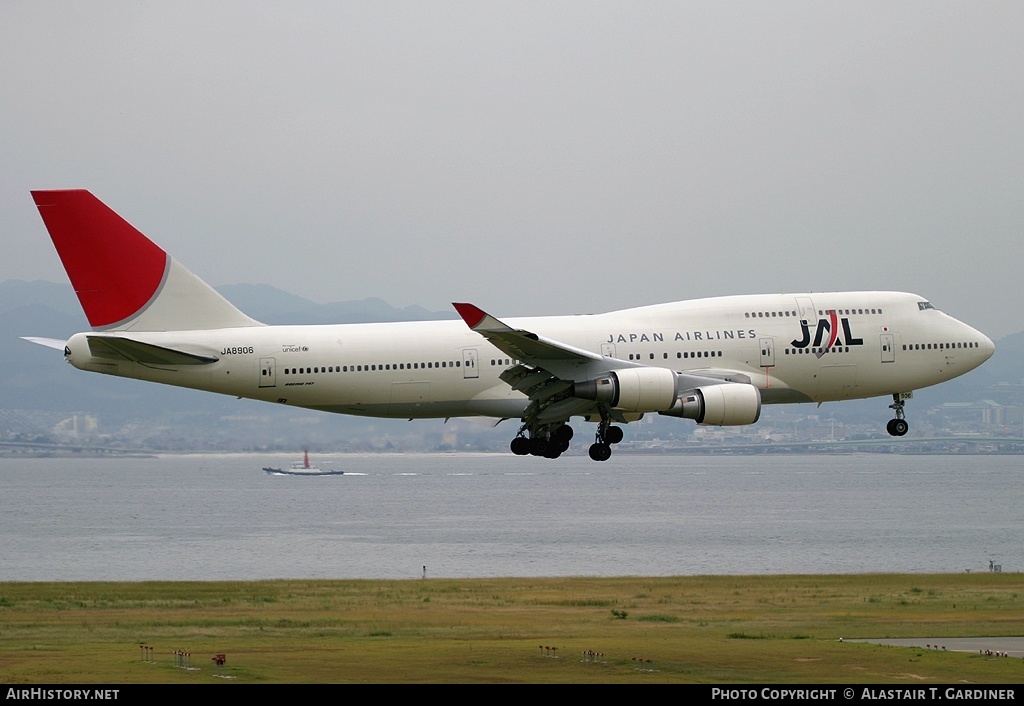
(86, 336), (218, 366)
(20, 336), (68, 351)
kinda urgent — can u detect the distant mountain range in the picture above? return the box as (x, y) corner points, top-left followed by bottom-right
(215, 283), (458, 325)
(0, 280), (463, 451)
(2, 279), (1021, 452)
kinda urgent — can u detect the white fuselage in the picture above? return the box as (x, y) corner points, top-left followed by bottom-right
(62, 291), (994, 422)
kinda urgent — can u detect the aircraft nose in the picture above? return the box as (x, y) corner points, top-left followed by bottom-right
(962, 322), (996, 364)
(979, 332), (995, 361)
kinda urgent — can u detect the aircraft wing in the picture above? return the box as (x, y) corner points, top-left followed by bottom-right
(453, 302), (620, 424)
(453, 303), (750, 427)
(453, 303), (613, 370)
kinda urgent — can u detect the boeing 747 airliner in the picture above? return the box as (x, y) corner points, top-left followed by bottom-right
(25, 190), (994, 460)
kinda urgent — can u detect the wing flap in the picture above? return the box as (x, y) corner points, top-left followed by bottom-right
(507, 368), (555, 394)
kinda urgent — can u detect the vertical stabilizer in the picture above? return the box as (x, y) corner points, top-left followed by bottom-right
(31, 190), (262, 332)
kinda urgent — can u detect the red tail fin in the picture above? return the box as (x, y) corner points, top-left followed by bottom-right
(32, 190), (168, 329)
(32, 190), (261, 332)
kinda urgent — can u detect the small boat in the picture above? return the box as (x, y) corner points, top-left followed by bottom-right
(263, 450), (344, 476)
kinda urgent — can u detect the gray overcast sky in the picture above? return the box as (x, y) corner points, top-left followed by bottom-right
(2, 2), (1021, 338)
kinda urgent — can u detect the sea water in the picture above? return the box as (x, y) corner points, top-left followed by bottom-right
(0, 453), (1019, 581)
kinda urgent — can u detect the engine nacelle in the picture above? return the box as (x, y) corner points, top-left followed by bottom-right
(572, 367), (679, 412)
(660, 383), (762, 426)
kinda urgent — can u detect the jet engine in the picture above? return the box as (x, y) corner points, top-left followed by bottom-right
(660, 383), (761, 425)
(573, 368), (761, 426)
(572, 367), (679, 412)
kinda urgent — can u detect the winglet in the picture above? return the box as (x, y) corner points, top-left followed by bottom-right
(453, 302), (522, 334)
(452, 302), (517, 333)
(452, 302), (486, 328)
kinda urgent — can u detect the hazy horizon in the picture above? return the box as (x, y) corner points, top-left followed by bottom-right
(4, 3), (1021, 339)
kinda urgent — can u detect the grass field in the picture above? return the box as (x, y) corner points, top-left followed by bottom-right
(1, 574), (1022, 683)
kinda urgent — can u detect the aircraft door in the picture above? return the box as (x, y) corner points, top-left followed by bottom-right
(258, 356), (276, 388)
(759, 337), (775, 367)
(795, 296), (816, 321)
(462, 348), (479, 379)
(601, 342), (616, 358)
(880, 334), (895, 363)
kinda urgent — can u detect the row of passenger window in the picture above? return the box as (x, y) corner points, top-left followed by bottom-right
(627, 351), (724, 361)
(492, 352), (726, 365)
(277, 337), (982, 378)
(784, 347), (851, 355)
(745, 310), (797, 318)
(824, 308), (882, 315)
(743, 308), (883, 318)
(284, 360), (463, 375)
(903, 341), (981, 351)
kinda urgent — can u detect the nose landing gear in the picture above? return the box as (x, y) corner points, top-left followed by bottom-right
(886, 393), (910, 436)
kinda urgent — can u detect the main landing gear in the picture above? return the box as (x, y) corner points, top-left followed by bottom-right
(886, 393), (910, 437)
(509, 421), (624, 460)
(588, 421), (624, 462)
(510, 424), (574, 459)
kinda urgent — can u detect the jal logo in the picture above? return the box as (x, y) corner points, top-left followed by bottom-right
(791, 311), (864, 349)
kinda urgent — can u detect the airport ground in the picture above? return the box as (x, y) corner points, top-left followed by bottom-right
(1, 574), (1022, 683)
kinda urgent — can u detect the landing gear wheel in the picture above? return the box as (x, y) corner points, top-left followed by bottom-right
(529, 437), (549, 456)
(552, 425), (574, 444)
(589, 420), (618, 460)
(510, 436), (531, 455)
(511, 423), (574, 459)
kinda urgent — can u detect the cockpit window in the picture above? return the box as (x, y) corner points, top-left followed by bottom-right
(918, 301), (937, 311)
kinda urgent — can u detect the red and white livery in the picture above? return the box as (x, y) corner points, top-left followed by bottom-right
(26, 190), (995, 460)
